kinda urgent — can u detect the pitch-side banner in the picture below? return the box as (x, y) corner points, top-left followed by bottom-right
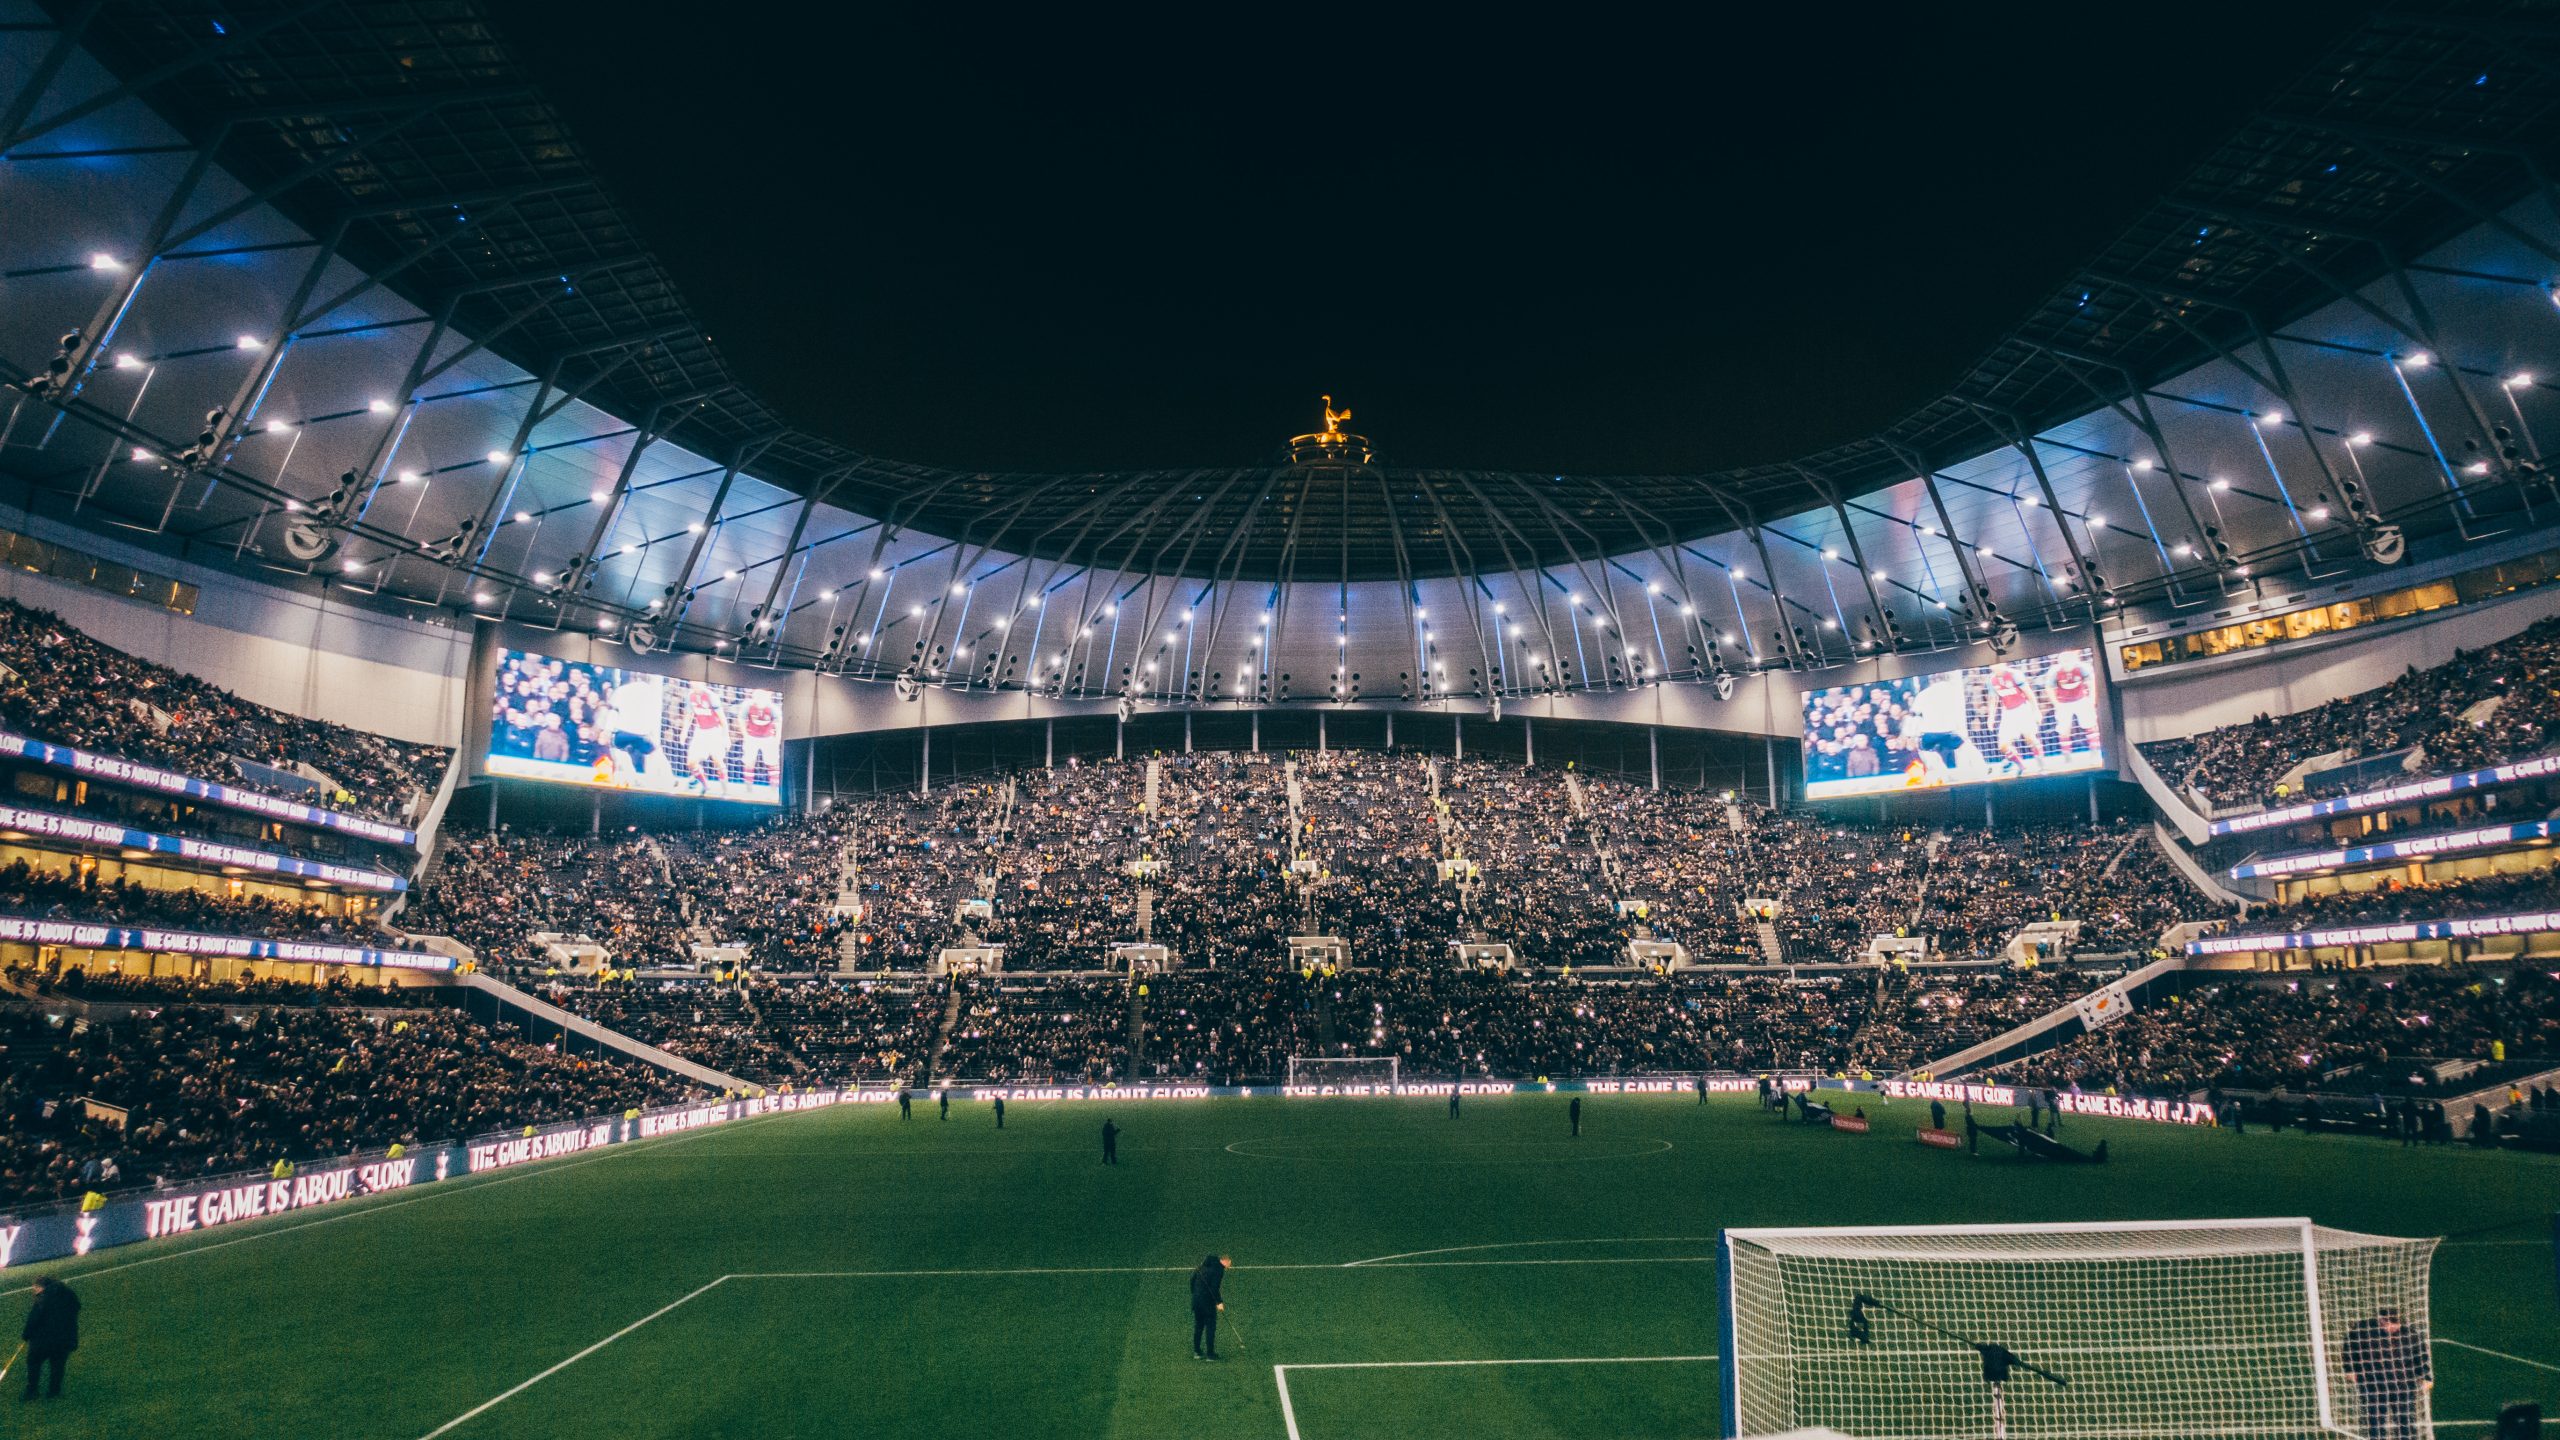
(0, 1090), (844, 1270)
(0, 730), (416, 846)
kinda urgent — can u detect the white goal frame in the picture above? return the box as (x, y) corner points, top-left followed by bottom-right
(1717, 1216), (2436, 1440)
(1286, 1056), (1400, 1088)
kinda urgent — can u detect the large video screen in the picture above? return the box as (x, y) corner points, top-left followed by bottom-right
(1802, 648), (2103, 800)
(487, 649), (784, 805)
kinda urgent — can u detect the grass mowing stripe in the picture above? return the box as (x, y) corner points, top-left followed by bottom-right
(416, 1276), (735, 1438)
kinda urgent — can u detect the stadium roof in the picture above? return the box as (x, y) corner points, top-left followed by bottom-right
(11, 2), (2560, 683)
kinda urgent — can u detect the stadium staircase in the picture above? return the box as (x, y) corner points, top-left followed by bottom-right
(925, 983), (965, 1079)
(2119, 743), (2212, 846)
(1125, 979), (1145, 1081)
(451, 972), (754, 1092)
(1753, 919), (1785, 964)
(2148, 823), (2252, 913)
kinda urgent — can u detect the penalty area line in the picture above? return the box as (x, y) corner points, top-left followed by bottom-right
(417, 1275), (734, 1438)
(1274, 1356), (1719, 1440)
(2437, 1336), (2560, 1374)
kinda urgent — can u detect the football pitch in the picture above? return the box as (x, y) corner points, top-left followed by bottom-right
(3, 1093), (2553, 1439)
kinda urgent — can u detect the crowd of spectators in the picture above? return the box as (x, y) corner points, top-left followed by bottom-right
(0, 597), (448, 823)
(1996, 968), (2560, 1097)
(0, 857), (371, 943)
(8, 966), (437, 1009)
(0, 1002), (693, 1210)
(2142, 615), (2560, 807)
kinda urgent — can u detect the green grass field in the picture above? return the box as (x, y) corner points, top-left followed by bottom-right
(2, 1092), (2553, 1439)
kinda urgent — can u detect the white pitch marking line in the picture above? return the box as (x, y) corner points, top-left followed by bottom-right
(0, 1108), (803, 1299)
(417, 1275), (734, 1438)
(1275, 1364), (1303, 1440)
(2437, 1336), (2560, 1374)
(1344, 1236), (1718, 1267)
(726, 1256), (1718, 1280)
(1285, 1354), (1721, 1372)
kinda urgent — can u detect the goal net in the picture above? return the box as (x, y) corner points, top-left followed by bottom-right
(1286, 1056), (1399, 1088)
(1719, 1218), (2435, 1440)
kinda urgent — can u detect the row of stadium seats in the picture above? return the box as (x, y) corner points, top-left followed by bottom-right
(0, 597), (448, 825)
(0, 1004), (692, 1210)
(2140, 613), (2560, 808)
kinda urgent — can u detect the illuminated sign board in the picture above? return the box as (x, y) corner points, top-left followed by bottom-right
(0, 802), (404, 890)
(2231, 819), (2559, 880)
(0, 730), (416, 846)
(2207, 750), (2560, 837)
(2186, 907), (2560, 955)
(487, 649), (784, 805)
(1802, 648), (2105, 800)
(0, 915), (453, 971)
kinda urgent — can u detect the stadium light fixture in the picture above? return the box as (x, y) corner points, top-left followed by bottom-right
(2348, 431), (2373, 446)
(88, 252), (122, 271)
(1678, 604), (1693, 615)
(686, 521), (704, 533)
(266, 420), (292, 434)
(1646, 582), (1660, 594)
(908, 604), (923, 616)
(2466, 461), (2492, 475)
(619, 543), (637, 555)
(2175, 543), (2196, 557)
(513, 510), (533, 523)
(2131, 458), (2154, 472)
(2308, 506), (2331, 522)
(487, 450), (511, 466)
(128, 447), (151, 462)
(818, 589), (835, 601)
(2397, 352), (2432, 369)
(597, 618), (617, 632)
(1413, 606), (1425, 619)
(340, 559), (365, 574)
(869, 567), (885, 580)
(2210, 477), (2231, 492)
(235, 335), (261, 350)
(1103, 604), (1118, 616)
(723, 568), (741, 580)
(1869, 567), (1887, 580)
(1821, 617), (1838, 630)
(398, 470), (422, 484)
(2086, 513), (2106, 528)
(2019, 494), (2040, 507)
(368, 399), (393, 414)
(2511, 372), (2537, 388)
(472, 591), (493, 605)
(113, 353), (144, 371)
(590, 488), (609, 503)
(1731, 565), (1746, 579)
(1822, 548), (1839, 560)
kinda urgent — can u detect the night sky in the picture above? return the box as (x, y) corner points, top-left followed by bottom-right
(499, 5), (2373, 477)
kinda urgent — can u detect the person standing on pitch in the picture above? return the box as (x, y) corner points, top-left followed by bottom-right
(1448, 1085), (1461, 1120)
(1568, 1095), (1581, 1137)
(993, 1095), (1006, 1129)
(2343, 1306), (2429, 1440)
(939, 1091), (950, 1121)
(1102, 1117), (1120, 1165)
(1190, 1255), (1228, 1360)
(897, 1088), (912, 1120)
(18, 1275), (77, 1401)
(1696, 1074), (1708, 1106)
(1930, 1099), (1947, 1132)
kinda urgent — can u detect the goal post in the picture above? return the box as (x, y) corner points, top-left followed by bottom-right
(1718, 1217), (2436, 1440)
(1285, 1055), (1399, 1088)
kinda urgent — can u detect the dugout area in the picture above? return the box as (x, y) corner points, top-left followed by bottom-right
(0, 1094), (2550, 1439)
